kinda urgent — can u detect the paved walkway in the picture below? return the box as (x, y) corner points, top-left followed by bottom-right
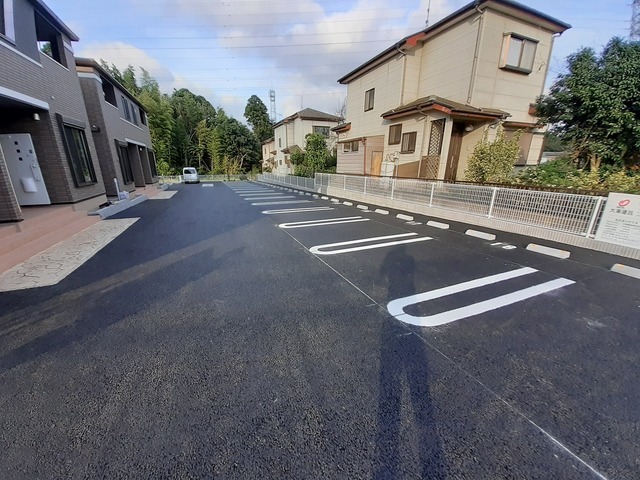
(0, 218), (138, 292)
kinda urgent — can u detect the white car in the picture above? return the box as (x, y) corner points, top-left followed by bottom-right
(182, 167), (199, 184)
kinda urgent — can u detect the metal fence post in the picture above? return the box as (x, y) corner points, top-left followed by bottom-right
(487, 187), (499, 218)
(364, 176), (368, 195)
(343, 175), (346, 191)
(390, 178), (395, 199)
(429, 182), (435, 207)
(586, 196), (606, 237)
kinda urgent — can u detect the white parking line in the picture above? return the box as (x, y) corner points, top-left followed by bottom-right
(262, 207), (334, 214)
(279, 216), (370, 229)
(309, 232), (432, 255)
(238, 193), (279, 196)
(245, 196), (295, 200)
(252, 200), (312, 205)
(387, 267), (575, 327)
(201, 184), (214, 187)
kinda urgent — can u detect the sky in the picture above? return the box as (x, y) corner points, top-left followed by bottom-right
(46, 0), (631, 122)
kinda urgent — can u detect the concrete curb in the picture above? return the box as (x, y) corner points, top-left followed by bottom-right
(93, 195), (148, 219)
(397, 213), (414, 221)
(427, 220), (449, 229)
(343, 201), (353, 206)
(357, 205), (369, 210)
(465, 229), (496, 241)
(526, 243), (571, 259)
(610, 263), (640, 280)
(375, 209), (389, 215)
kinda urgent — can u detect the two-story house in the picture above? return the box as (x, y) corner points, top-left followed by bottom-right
(334, 0), (570, 180)
(76, 58), (158, 197)
(0, 0), (106, 223)
(272, 108), (341, 175)
(261, 137), (276, 172)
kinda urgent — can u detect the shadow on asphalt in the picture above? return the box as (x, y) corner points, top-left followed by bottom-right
(374, 246), (447, 478)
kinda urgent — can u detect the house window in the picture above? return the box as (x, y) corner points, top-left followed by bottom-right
(130, 103), (139, 126)
(501, 34), (538, 74)
(279, 138), (282, 147)
(364, 88), (375, 111)
(343, 141), (359, 153)
(388, 124), (402, 145)
(58, 117), (96, 186)
(116, 142), (134, 184)
(400, 132), (417, 153)
(102, 78), (117, 106)
(1, 0), (15, 41)
(139, 108), (147, 126)
(313, 126), (330, 137)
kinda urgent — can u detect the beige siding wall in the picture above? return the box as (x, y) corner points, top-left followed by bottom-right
(417, 16), (479, 103)
(473, 10), (555, 123)
(401, 50), (422, 105)
(343, 57), (404, 140)
(336, 141), (364, 175)
(456, 125), (486, 179)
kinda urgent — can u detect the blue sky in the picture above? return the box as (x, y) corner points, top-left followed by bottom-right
(47, 0), (631, 121)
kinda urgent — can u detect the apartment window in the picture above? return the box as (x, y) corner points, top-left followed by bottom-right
(501, 34), (538, 74)
(388, 124), (402, 145)
(364, 88), (375, 111)
(313, 126), (330, 137)
(400, 132), (417, 153)
(1, 0), (15, 41)
(122, 96), (131, 121)
(101, 78), (117, 106)
(116, 142), (134, 184)
(35, 12), (66, 66)
(343, 141), (359, 153)
(130, 104), (139, 126)
(279, 138), (282, 147)
(58, 116), (96, 186)
(139, 108), (147, 126)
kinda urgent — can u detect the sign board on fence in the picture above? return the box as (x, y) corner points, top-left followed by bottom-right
(594, 193), (640, 250)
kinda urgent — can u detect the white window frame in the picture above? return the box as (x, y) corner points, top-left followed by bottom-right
(364, 88), (375, 111)
(500, 33), (538, 74)
(1, 0), (15, 42)
(400, 132), (417, 154)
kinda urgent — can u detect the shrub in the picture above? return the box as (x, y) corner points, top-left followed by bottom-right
(465, 127), (521, 183)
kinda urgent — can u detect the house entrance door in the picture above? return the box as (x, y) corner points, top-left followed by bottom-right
(370, 151), (383, 176)
(0, 133), (51, 205)
(445, 123), (465, 181)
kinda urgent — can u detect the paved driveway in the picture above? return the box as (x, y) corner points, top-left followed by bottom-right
(0, 181), (638, 479)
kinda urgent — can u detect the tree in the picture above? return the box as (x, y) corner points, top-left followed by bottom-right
(536, 38), (640, 170)
(334, 97), (347, 123)
(244, 95), (273, 143)
(465, 127), (521, 183)
(293, 133), (332, 177)
(215, 116), (260, 173)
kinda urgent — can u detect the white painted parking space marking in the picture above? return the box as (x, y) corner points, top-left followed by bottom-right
(309, 232), (432, 255)
(407, 221), (423, 225)
(238, 192), (280, 196)
(252, 200), (311, 205)
(387, 267), (575, 327)
(279, 216), (370, 229)
(201, 184), (214, 187)
(262, 207), (334, 214)
(245, 196), (295, 200)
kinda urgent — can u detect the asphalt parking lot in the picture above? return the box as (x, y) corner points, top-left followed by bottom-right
(0, 181), (638, 479)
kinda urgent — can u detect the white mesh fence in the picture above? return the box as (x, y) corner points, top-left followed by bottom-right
(260, 173), (607, 237)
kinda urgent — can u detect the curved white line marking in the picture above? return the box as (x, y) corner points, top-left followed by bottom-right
(309, 233), (431, 255)
(262, 207), (334, 214)
(387, 268), (575, 327)
(279, 216), (369, 229)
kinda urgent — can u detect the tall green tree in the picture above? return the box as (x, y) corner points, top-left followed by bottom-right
(244, 95), (273, 142)
(293, 133), (332, 177)
(216, 116), (261, 173)
(536, 37), (640, 169)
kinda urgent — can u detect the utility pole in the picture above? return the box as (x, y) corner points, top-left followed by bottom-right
(632, 0), (640, 41)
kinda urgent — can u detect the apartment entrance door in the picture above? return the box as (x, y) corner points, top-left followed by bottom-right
(444, 122), (465, 181)
(0, 133), (51, 205)
(370, 151), (383, 176)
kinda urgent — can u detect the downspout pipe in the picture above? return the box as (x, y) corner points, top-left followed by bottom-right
(467, 3), (485, 105)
